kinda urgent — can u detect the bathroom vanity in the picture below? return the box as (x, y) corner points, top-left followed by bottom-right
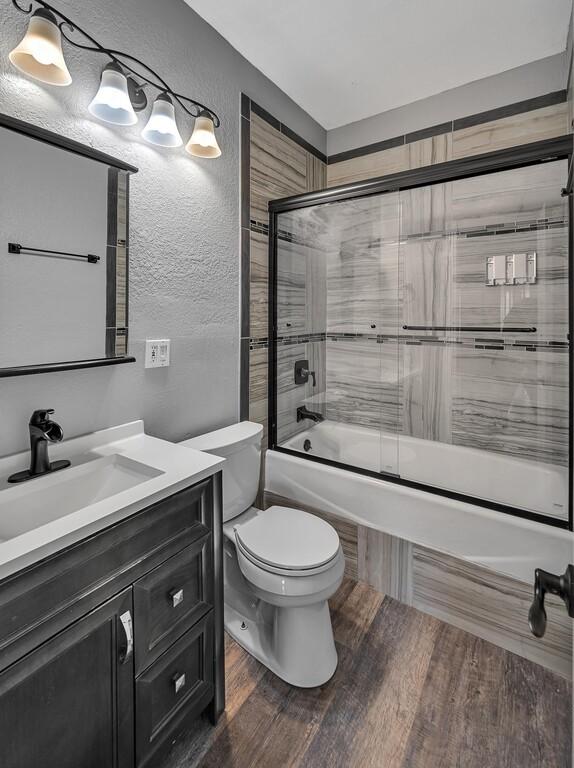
(0, 422), (225, 768)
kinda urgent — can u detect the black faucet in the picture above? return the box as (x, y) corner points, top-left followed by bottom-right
(296, 405), (324, 424)
(8, 409), (71, 483)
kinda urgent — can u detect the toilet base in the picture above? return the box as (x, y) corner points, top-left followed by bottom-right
(225, 599), (338, 688)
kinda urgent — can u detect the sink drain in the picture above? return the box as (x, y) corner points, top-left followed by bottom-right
(303, 439), (312, 452)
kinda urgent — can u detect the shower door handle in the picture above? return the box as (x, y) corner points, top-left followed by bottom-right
(528, 565), (574, 638)
(402, 325), (537, 333)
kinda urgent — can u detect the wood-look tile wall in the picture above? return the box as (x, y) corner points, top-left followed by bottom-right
(326, 99), (570, 187)
(279, 160), (570, 473)
(241, 97), (327, 446)
(244, 93), (571, 455)
(264, 491), (572, 679)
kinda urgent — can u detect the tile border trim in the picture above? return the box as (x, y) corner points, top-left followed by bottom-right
(249, 98), (328, 163)
(240, 93), (251, 422)
(249, 332), (569, 352)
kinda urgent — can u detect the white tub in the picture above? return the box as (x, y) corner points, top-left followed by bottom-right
(268, 422), (573, 584)
(282, 420), (568, 520)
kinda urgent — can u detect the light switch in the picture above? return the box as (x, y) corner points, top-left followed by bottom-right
(145, 339), (170, 368)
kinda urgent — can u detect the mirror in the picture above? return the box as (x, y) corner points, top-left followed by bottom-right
(0, 115), (137, 376)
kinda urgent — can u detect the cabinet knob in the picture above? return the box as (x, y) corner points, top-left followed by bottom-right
(169, 588), (184, 608)
(172, 672), (186, 694)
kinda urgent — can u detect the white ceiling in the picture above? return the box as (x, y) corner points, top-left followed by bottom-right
(185, 0), (571, 130)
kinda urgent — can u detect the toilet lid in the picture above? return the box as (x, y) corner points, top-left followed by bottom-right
(234, 506), (340, 571)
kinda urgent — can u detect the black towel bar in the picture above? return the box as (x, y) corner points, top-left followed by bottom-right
(8, 242), (100, 264)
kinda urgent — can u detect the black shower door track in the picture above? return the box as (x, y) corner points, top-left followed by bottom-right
(268, 134), (573, 531)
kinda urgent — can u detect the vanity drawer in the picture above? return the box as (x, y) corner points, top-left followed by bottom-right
(0, 478), (215, 673)
(135, 611), (214, 768)
(134, 533), (213, 674)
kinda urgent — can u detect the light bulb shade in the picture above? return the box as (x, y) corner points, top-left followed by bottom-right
(88, 64), (138, 126)
(185, 111), (222, 158)
(141, 94), (183, 147)
(9, 9), (72, 86)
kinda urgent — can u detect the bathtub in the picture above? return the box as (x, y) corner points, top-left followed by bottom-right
(267, 421), (572, 584)
(281, 420), (568, 520)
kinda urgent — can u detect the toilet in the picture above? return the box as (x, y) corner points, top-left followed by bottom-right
(180, 421), (344, 687)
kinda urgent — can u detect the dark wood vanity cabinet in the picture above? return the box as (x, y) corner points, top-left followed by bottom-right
(0, 471), (224, 768)
(0, 588), (135, 768)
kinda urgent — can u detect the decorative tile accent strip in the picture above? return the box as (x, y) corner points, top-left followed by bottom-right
(254, 216), (567, 246)
(251, 219), (324, 249)
(250, 219), (269, 235)
(252, 331), (570, 352)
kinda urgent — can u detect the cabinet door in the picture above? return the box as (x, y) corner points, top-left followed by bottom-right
(0, 588), (134, 768)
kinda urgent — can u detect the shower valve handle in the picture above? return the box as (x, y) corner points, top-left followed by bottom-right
(294, 359), (316, 387)
(528, 565), (574, 638)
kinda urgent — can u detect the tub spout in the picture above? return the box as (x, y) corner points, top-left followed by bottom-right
(297, 406), (324, 424)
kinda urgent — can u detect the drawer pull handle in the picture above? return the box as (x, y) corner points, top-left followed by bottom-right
(119, 610), (133, 664)
(169, 588), (184, 608)
(173, 672), (186, 694)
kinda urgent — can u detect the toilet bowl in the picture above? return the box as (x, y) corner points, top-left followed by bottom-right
(180, 421), (344, 687)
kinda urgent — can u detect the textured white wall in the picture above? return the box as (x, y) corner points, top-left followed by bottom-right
(0, 0), (325, 454)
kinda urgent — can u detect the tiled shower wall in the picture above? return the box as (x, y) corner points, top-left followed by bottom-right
(241, 91), (572, 472)
(240, 95), (327, 448)
(314, 163), (570, 469)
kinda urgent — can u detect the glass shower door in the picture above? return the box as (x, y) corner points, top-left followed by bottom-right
(275, 192), (401, 476)
(398, 160), (570, 520)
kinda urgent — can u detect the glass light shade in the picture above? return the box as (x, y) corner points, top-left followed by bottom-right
(141, 94), (183, 147)
(9, 9), (72, 86)
(185, 111), (222, 158)
(88, 64), (138, 126)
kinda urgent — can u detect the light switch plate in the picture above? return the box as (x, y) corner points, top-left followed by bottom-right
(145, 339), (170, 368)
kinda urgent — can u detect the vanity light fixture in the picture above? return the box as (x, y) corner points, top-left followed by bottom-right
(142, 94), (183, 148)
(8, 0), (222, 158)
(88, 63), (138, 126)
(9, 7), (72, 86)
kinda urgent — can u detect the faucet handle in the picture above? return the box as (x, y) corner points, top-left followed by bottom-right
(30, 409), (64, 442)
(528, 565), (574, 638)
(30, 408), (55, 425)
(294, 360), (316, 387)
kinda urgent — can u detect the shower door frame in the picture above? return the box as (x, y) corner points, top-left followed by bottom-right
(268, 135), (573, 531)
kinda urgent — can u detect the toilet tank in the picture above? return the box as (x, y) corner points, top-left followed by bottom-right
(179, 421), (263, 522)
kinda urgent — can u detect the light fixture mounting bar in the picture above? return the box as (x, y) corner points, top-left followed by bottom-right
(9, 0), (221, 126)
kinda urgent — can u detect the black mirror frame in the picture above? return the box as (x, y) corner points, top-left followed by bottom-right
(0, 113), (138, 377)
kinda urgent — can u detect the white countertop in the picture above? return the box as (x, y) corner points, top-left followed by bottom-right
(0, 421), (224, 581)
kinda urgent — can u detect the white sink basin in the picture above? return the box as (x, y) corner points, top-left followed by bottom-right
(0, 454), (163, 541)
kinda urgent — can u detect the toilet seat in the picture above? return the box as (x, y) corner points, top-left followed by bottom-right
(234, 505), (340, 575)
